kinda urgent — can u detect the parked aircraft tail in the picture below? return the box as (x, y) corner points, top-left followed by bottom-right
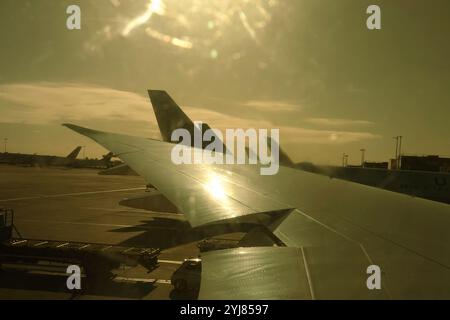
(66, 146), (82, 159)
(266, 137), (294, 167)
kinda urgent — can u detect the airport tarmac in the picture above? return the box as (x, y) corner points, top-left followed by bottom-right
(0, 164), (243, 299)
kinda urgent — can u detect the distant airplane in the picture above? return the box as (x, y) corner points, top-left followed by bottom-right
(64, 90), (450, 299)
(0, 146), (115, 169)
(68, 151), (116, 169)
(0, 146), (82, 167)
(66, 146), (82, 160)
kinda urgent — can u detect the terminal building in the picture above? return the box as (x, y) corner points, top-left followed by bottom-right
(398, 155), (450, 173)
(363, 161), (389, 169)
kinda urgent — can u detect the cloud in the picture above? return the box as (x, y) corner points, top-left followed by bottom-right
(306, 117), (373, 127)
(241, 100), (300, 112)
(0, 82), (147, 122)
(0, 82), (379, 147)
(345, 83), (368, 94)
(183, 106), (273, 130)
(183, 108), (379, 145)
(0, 82), (159, 136)
(281, 127), (380, 144)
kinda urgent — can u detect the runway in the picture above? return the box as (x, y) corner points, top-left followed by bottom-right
(0, 164), (242, 300)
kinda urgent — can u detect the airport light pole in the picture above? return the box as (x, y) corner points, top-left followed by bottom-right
(393, 136), (402, 169)
(393, 136), (398, 169)
(398, 136), (403, 169)
(342, 153), (349, 167)
(360, 149), (365, 167)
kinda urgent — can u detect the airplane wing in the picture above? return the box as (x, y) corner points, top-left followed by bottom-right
(64, 123), (450, 299)
(63, 124), (291, 227)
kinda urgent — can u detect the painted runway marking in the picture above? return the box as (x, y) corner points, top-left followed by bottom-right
(81, 207), (154, 213)
(17, 218), (134, 228)
(155, 279), (172, 284)
(16, 218), (185, 231)
(27, 270), (87, 278)
(114, 276), (171, 285)
(0, 187), (145, 202)
(158, 259), (183, 265)
(24, 272), (171, 285)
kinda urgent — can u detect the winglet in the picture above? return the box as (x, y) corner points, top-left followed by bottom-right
(62, 123), (107, 145)
(63, 123), (99, 136)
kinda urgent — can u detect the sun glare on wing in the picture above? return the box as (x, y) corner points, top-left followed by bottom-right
(204, 174), (226, 200)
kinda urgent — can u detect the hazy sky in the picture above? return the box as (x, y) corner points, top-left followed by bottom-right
(0, 0), (449, 165)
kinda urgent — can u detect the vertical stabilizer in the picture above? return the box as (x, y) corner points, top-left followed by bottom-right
(66, 146), (82, 159)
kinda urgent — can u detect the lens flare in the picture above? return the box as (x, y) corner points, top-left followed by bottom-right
(122, 0), (165, 36)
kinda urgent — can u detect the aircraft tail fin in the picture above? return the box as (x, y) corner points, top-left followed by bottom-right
(66, 146), (82, 159)
(148, 90), (195, 143)
(148, 90), (227, 152)
(267, 137), (294, 167)
(278, 146), (294, 167)
(102, 151), (114, 161)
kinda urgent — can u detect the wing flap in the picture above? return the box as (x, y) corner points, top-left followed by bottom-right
(199, 247), (313, 300)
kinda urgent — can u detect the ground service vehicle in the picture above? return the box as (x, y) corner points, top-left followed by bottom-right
(171, 257), (202, 292)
